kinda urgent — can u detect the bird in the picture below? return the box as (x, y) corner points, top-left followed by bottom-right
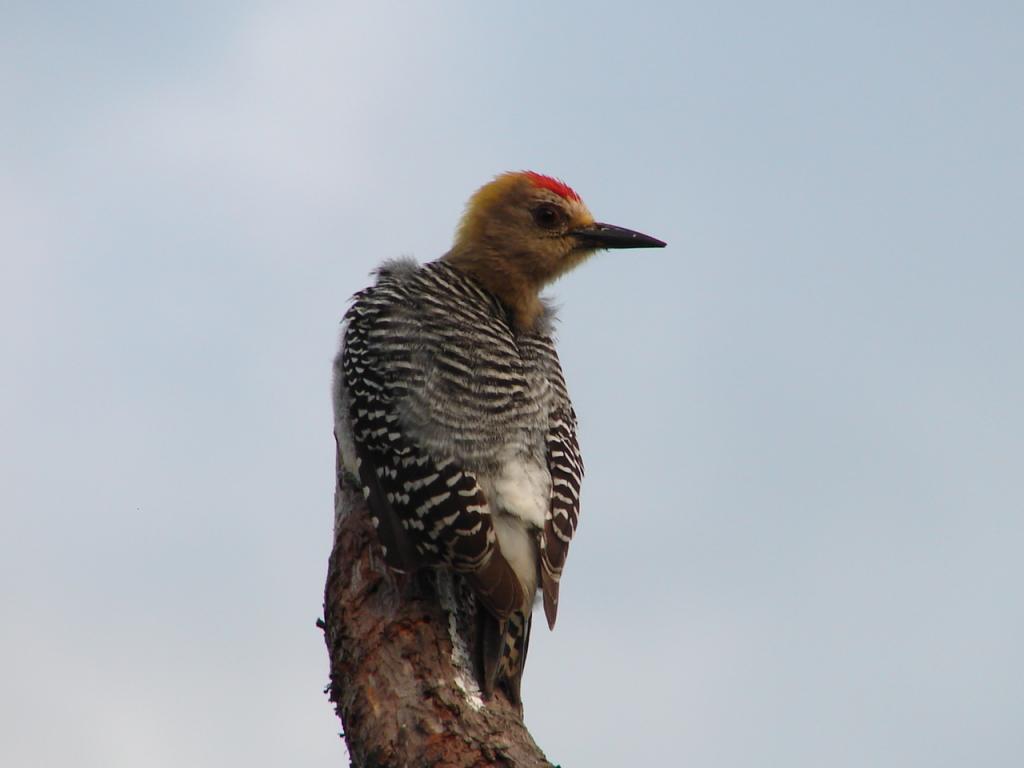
(332, 170), (665, 704)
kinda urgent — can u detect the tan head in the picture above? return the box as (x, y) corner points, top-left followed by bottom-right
(444, 171), (665, 330)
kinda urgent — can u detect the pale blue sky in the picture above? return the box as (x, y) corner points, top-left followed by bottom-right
(3, 3), (1022, 766)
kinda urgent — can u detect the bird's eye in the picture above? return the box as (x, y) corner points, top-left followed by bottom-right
(531, 204), (563, 230)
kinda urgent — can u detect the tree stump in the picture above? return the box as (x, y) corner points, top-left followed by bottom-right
(322, 452), (555, 768)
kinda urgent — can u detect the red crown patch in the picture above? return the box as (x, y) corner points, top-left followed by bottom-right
(523, 171), (581, 203)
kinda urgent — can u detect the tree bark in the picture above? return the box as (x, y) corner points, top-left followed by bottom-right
(322, 451), (555, 768)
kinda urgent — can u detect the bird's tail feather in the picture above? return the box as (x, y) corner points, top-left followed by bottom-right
(476, 605), (532, 706)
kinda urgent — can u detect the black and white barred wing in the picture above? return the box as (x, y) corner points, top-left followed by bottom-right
(339, 278), (524, 619)
(540, 406), (583, 629)
(530, 335), (584, 631)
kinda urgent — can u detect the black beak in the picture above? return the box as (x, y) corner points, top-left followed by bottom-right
(571, 222), (666, 250)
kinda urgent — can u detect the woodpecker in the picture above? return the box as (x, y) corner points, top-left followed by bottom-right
(333, 171), (665, 703)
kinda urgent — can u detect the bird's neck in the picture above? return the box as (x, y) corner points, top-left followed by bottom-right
(443, 248), (544, 332)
